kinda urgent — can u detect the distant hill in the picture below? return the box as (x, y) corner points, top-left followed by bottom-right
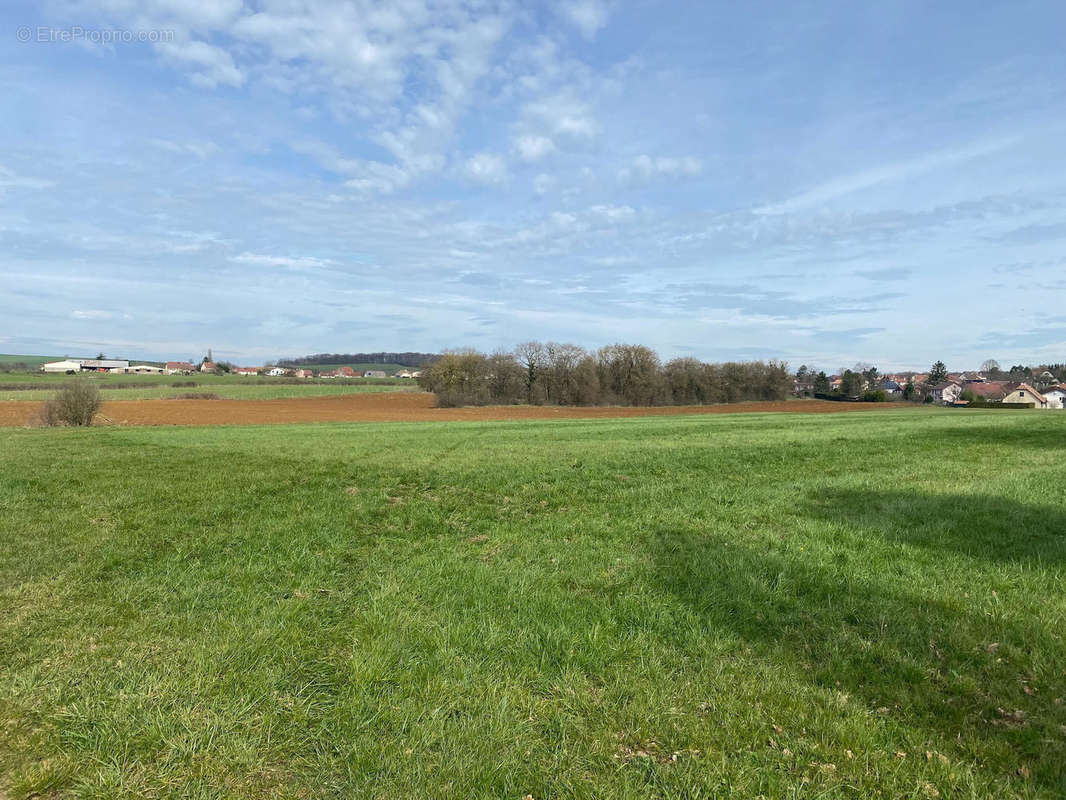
(280, 352), (439, 368)
(0, 354), (57, 370)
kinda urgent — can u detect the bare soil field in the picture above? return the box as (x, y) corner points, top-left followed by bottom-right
(0, 392), (912, 427)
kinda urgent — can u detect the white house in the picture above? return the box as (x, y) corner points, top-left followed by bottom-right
(930, 381), (963, 405)
(267, 367), (288, 377)
(363, 370), (387, 379)
(1043, 384), (1066, 409)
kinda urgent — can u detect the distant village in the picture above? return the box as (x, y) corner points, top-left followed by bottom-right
(39, 357), (422, 380)
(794, 361), (1066, 409)
(36, 355), (1066, 410)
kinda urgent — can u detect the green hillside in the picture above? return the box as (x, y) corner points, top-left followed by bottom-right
(0, 354), (59, 370)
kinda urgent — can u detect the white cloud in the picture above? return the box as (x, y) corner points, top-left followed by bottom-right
(0, 164), (54, 191)
(756, 136), (1020, 214)
(524, 94), (599, 141)
(464, 153), (508, 184)
(230, 252), (334, 269)
(64, 0), (513, 196)
(533, 173), (557, 194)
(589, 204), (635, 221)
(621, 154), (704, 182)
(71, 309), (114, 320)
(149, 138), (220, 159)
(515, 135), (556, 162)
(557, 0), (610, 39)
(156, 40), (245, 88)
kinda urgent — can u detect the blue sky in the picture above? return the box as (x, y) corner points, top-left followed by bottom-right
(1, 0), (1065, 370)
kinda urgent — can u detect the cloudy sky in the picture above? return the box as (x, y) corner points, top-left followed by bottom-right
(1, 0), (1065, 370)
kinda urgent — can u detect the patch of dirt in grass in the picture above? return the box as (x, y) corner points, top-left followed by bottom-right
(614, 734), (700, 765)
(0, 392), (913, 427)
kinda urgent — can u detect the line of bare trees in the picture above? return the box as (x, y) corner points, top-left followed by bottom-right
(417, 342), (792, 407)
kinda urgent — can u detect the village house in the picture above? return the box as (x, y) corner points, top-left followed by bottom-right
(1002, 383), (1047, 408)
(964, 381), (1008, 402)
(234, 367), (259, 376)
(930, 381), (963, 405)
(200, 361), (217, 373)
(1043, 384), (1066, 409)
(267, 367), (288, 377)
(335, 366), (358, 378)
(878, 379), (903, 397)
(293, 369), (313, 378)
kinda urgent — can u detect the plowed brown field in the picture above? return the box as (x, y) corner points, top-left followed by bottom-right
(0, 392), (911, 427)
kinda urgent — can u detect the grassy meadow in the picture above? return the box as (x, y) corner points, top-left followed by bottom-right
(1, 409), (1064, 798)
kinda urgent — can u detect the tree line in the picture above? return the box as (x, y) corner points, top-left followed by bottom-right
(417, 343), (792, 407)
(280, 352), (439, 367)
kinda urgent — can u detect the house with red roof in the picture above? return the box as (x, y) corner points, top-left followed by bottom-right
(165, 361), (195, 375)
(963, 381), (1008, 401)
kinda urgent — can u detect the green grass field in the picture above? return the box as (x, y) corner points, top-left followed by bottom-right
(0, 373), (420, 401)
(1, 410), (1064, 798)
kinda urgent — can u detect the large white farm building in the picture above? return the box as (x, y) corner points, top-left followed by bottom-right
(41, 358), (129, 373)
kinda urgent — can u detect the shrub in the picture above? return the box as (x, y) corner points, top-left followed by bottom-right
(171, 392), (221, 400)
(40, 382), (102, 426)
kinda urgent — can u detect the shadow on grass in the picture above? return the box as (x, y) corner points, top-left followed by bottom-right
(933, 417), (1066, 451)
(804, 488), (1066, 566)
(651, 507), (1066, 791)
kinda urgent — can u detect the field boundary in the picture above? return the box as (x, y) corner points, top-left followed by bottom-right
(0, 393), (917, 427)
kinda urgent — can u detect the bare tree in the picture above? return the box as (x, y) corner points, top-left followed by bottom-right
(543, 342), (587, 405)
(514, 341), (546, 404)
